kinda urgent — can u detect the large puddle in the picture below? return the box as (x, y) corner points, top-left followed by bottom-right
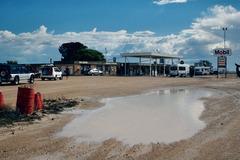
(57, 88), (213, 145)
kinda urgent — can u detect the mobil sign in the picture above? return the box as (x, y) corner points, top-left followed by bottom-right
(213, 48), (232, 56)
(218, 56), (226, 68)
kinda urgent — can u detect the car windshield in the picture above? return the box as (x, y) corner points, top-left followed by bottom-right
(54, 68), (60, 72)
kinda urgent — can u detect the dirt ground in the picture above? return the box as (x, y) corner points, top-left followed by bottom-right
(0, 76), (240, 160)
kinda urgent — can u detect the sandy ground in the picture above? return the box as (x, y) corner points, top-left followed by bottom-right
(0, 76), (240, 160)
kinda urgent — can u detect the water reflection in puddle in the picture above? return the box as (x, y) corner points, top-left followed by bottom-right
(57, 88), (213, 145)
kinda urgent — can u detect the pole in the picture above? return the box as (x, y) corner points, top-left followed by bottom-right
(124, 57), (127, 76)
(217, 57), (219, 78)
(139, 57), (141, 76)
(223, 27), (227, 78)
(163, 59), (166, 77)
(223, 28), (226, 48)
(105, 48), (108, 62)
(155, 59), (157, 77)
(150, 56), (152, 77)
(225, 56), (227, 78)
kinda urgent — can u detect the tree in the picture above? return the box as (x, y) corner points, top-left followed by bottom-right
(7, 60), (18, 64)
(59, 42), (105, 62)
(194, 60), (212, 67)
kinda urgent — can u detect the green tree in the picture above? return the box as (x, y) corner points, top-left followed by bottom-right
(7, 60), (18, 64)
(59, 42), (105, 62)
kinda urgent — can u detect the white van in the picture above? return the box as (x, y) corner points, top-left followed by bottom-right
(41, 66), (63, 80)
(170, 64), (190, 77)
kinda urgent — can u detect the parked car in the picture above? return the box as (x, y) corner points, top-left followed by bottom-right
(82, 69), (91, 75)
(41, 66), (63, 80)
(88, 68), (103, 76)
(194, 66), (211, 75)
(0, 64), (34, 85)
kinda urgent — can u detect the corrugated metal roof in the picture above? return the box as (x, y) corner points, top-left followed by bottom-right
(121, 52), (181, 59)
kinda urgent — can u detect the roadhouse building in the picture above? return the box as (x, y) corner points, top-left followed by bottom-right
(120, 52), (181, 76)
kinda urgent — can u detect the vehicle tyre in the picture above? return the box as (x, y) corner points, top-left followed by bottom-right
(41, 77), (45, 81)
(0, 71), (6, 77)
(13, 76), (19, 85)
(59, 76), (63, 80)
(29, 75), (34, 84)
(54, 76), (57, 80)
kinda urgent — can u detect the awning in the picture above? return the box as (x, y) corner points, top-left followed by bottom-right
(121, 52), (181, 59)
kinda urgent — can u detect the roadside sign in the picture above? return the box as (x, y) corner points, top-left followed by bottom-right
(212, 47), (232, 78)
(213, 48), (232, 56)
(218, 56), (227, 68)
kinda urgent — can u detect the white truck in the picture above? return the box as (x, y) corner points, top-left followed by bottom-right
(169, 64), (190, 77)
(0, 64), (35, 85)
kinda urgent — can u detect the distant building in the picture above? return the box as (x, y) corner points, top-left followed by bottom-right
(120, 52), (181, 76)
(54, 61), (117, 76)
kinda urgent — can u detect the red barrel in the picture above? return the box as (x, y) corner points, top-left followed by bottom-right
(16, 87), (35, 115)
(0, 92), (5, 108)
(35, 92), (43, 111)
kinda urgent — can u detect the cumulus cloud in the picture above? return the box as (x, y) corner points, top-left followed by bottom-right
(153, 0), (187, 5)
(0, 5), (240, 68)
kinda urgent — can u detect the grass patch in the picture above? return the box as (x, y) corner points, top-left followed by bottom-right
(0, 98), (80, 127)
(0, 107), (41, 127)
(43, 98), (79, 114)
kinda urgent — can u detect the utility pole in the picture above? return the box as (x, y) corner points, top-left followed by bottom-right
(105, 48), (108, 62)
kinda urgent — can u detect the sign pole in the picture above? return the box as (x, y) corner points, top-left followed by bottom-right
(223, 27), (227, 78)
(217, 57), (219, 78)
(225, 56), (227, 78)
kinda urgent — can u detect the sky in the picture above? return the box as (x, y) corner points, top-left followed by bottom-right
(0, 0), (240, 70)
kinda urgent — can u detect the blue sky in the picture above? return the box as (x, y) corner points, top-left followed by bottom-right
(1, 0), (239, 34)
(0, 0), (240, 70)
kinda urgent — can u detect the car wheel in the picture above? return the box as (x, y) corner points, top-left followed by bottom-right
(59, 76), (63, 80)
(29, 76), (34, 84)
(0, 71), (6, 77)
(13, 76), (19, 85)
(41, 77), (45, 81)
(54, 76), (57, 80)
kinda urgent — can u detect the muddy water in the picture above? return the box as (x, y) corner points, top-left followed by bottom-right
(57, 88), (213, 145)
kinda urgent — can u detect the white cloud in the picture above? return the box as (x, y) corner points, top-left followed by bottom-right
(0, 5), (240, 68)
(153, 0), (187, 5)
